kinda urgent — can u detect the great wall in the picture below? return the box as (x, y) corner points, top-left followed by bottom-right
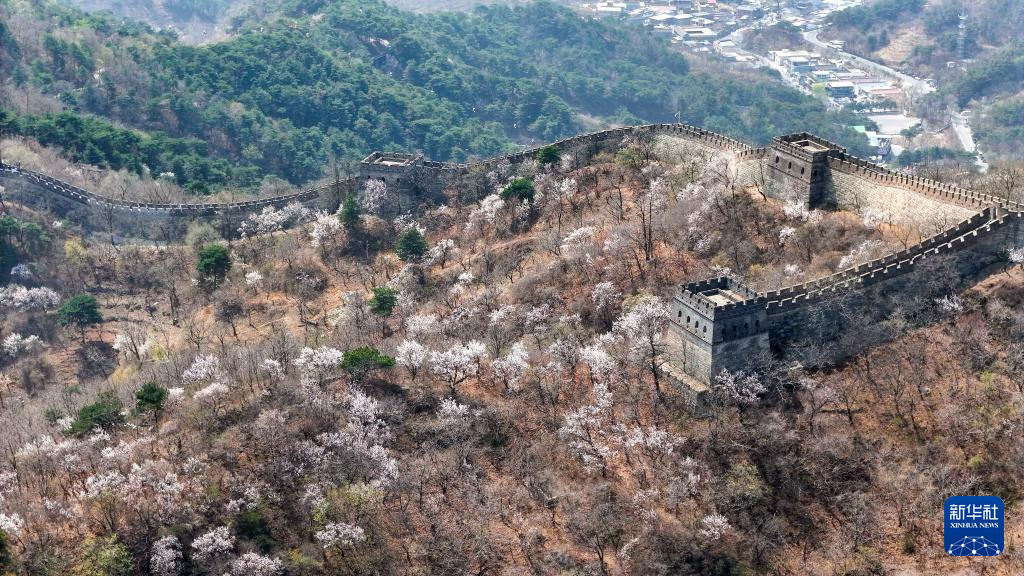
(3, 123), (1023, 384)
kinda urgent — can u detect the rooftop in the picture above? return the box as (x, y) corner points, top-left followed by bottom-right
(362, 151), (422, 167)
(702, 288), (749, 306)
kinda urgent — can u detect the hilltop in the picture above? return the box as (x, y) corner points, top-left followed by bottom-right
(1, 0), (871, 194)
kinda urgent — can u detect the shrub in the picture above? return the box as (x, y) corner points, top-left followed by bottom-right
(340, 192), (362, 231)
(0, 529), (12, 573)
(57, 294), (103, 341)
(67, 392), (124, 437)
(72, 535), (133, 576)
(500, 178), (535, 202)
(369, 287), (398, 318)
(235, 509), (276, 552)
(394, 228), (428, 261)
(342, 346), (395, 381)
(57, 294), (102, 329)
(535, 145), (561, 166)
(197, 244), (232, 288)
(135, 382), (168, 414)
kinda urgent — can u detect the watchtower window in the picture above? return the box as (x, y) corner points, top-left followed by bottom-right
(702, 326), (707, 334)
(677, 310), (682, 318)
(800, 167), (805, 174)
(775, 156), (780, 164)
(788, 161), (793, 169)
(686, 316), (691, 324)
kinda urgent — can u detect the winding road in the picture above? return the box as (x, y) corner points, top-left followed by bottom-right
(803, 28), (988, 172)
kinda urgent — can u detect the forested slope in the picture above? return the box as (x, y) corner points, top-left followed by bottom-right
(2, 0), (870, 192)
(824, 0), (1024, 161)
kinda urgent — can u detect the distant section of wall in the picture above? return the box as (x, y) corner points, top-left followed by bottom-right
(0, 162), (351, 239)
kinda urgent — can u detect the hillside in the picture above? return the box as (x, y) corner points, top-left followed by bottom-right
(0, 0), (871, 194)
(65, 0), (246, 43)
(3, 128), (1024, 574)
(822, 0), (1024, 161)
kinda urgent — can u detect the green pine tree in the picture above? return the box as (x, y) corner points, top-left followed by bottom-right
(196, 244), (232, 289)
(395, 227), (429, 262)
(340, 192), (362, 231)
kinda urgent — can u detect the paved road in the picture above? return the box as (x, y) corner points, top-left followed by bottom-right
(804, 28), (988, 172)
(952, 112), (989, 171)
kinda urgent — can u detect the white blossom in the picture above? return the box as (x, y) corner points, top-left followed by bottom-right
(778, 226), (796, 245)
(837, 240), (881, 270)
(936, 294), (965, 314)
(437, 397), (473, 428)
(396, 340), (428, 371)
(308, 211), (345, 247)
(230, 552), (284, 576)
(82, 471), (127, 499)
(488, 304), (518, 327)
(238, 203), (310, 237)
(193, 382), (230, 402)
(429, 341), (487, 387)
(558, 381), (616, 471)
(9, 264), (32, 282)
(492, 342), (530, 390)
(466, 194), (505, 232)
(714, 370), (766, 405)
(182, 355), (224, 386)
(3, 333), (42, 357)
(560, 226), (597, 258)
(591, 282), (621, 312)
(0, 512), (24, 534)
(0, 285), (61, 310)
(613, 296), (670, 360)
(523, 304), (551, 336)
(0, 471), (16, 497)
(426, 238), (458, 266)
(150, 535), (182, 576)
(405, 314), (439, 339)
(245, 270), (264, 288)
(783, 200), (810, 220)
(361, 179), (389, 213)
(699, 514), (731, 540)
(1009, 247), (1024, 264)
(315, 522), (366, 549)
(191, 526), (235, 562)
(260, 358), (284, 379)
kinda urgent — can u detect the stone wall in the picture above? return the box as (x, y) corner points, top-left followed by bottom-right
(764, 208), (1024, 366)
(1, 163), (351, 239)
(829, 168), (977, 231)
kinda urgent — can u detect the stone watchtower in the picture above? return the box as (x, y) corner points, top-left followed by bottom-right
(768, 133), (846, 209)
(359, 152), (426, 188)
(668, 277), (770, 386)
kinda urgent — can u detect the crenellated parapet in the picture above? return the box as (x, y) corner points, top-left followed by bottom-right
(827, 154), (1020, 211)
(0, 162), (340, 216)
(670, 276), (770, 385)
